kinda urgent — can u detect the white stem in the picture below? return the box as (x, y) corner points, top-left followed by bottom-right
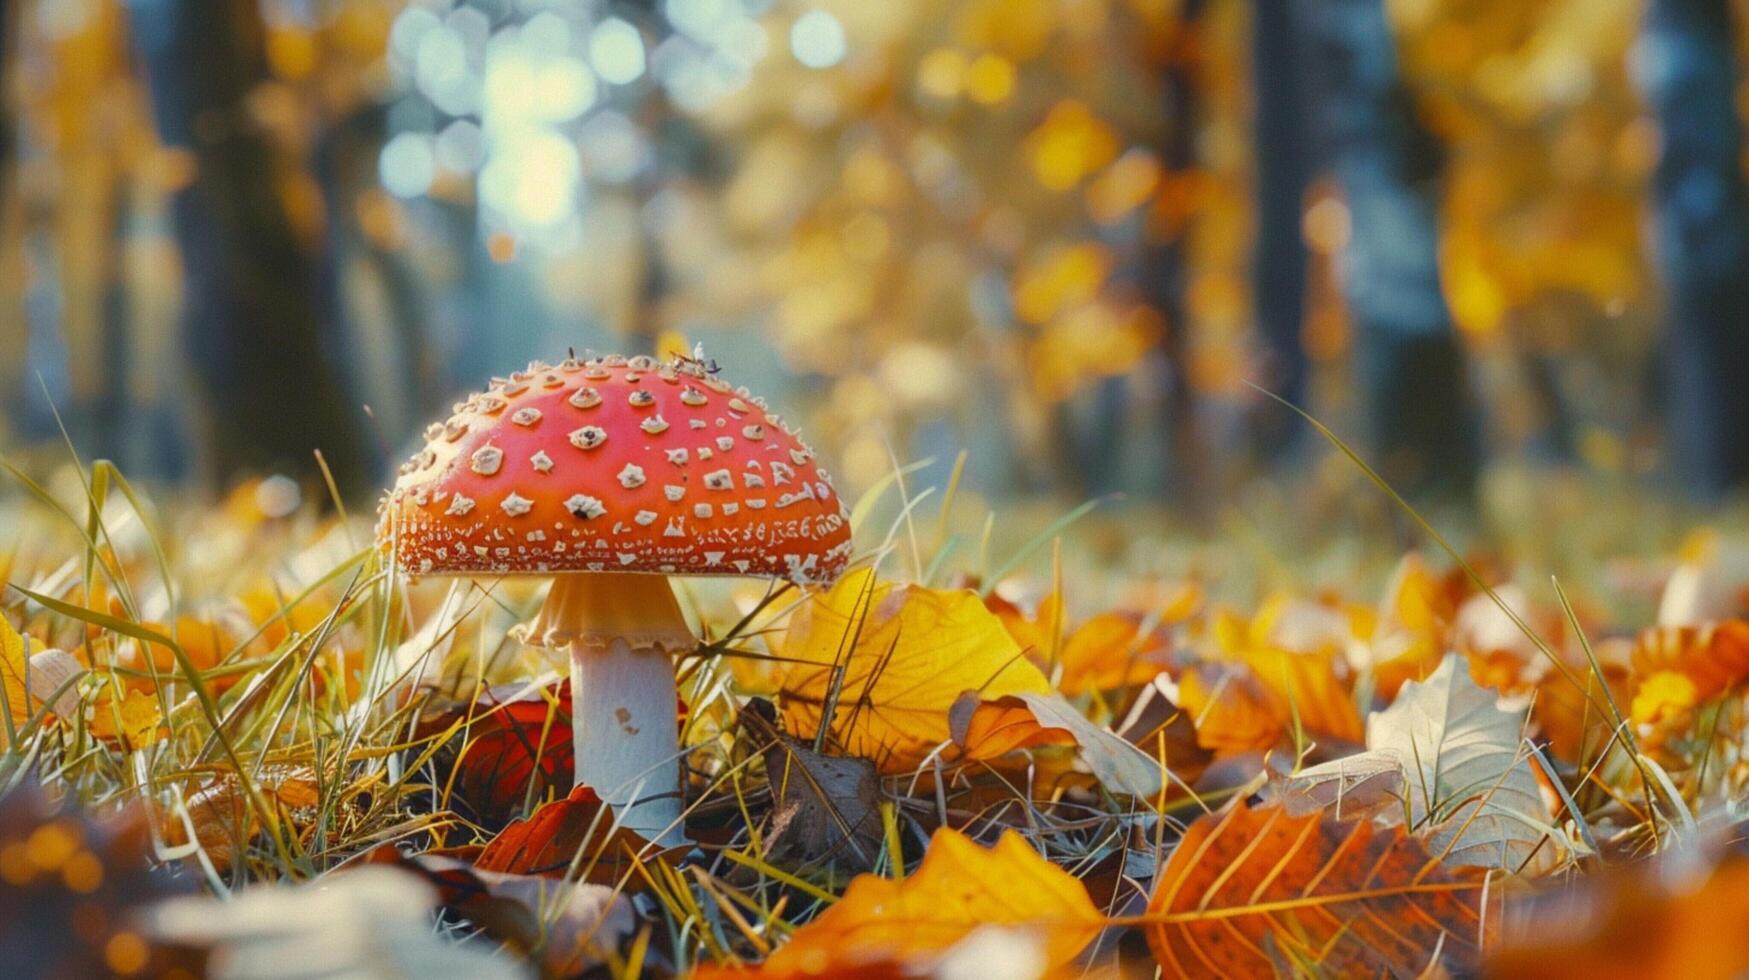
(522, 573), (694, 847)
(570, 639), (686, 845)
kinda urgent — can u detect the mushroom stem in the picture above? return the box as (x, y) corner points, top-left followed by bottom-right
(522, 572), (693, 845)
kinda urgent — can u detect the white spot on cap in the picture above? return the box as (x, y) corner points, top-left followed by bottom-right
(635, 509), (658, 526)
(470, 445), (504, 476)
(664, 484), (685, 502)
(569, 386), (602, 409)
(680, 387), (707, 407)
(564, 494), (606, 519)
(445, 493), (476, 516)
(703, 469), (733, 491)
(722, 502), (740, 515)
(716, 436), (735, 451)
(628, 389), (655, 407)
(530, 450), (554, 473)
(694, 503), (713, 518)
(744, 473), (766, 489)
(500, 493), (534, 517)
(742, 424), (766, 441)
(705, 551), (725, 565)
(512, 407), (542, 426)
(666, 448), (689, 465)
(569, 426), (608, 450)
(618, 463), (647, 488)
(688, 419), (706, 429)
(641, 415), (670, 435)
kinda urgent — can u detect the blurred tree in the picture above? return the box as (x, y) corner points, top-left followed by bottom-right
(1300, 0), (1479, 500)
(128, 0), (372, 495)
(1637, 0), (1749, 496)
(1247, 0), (1312, 462)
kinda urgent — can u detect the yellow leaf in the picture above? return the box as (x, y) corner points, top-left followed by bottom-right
(90, 686), (163, 750)
(719, 828), (1101, 977)
(1, 616), (28, 744)
(779, 569), (1050, 772)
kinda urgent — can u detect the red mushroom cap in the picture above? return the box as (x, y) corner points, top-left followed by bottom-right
(377, 354), (853, 584)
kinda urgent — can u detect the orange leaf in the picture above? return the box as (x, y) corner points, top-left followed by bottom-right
(1057, 611), (1174, 695)
(717, 828), (1101, 978)
(1176, 661), (1284, 756)
(1488, 853), (1749, 979)
(1145, 801), (1491, 977)
(950, 692), (1165, 796)
(1630, 620), (1749, 701)
(89, 686), (163, 751)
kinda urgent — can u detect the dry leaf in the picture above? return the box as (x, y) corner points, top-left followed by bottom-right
(475, 784), (672, 884)
(1287, 655), (1562, 873)
(1488, 850), (1749, 978)
(714, 828), (1101, 977)
(1056, 611), (1177, 695)
(1, 616), (29, 745)
(950, 691), (1164, 797)
(163, 766), (322, 874)
(746, 704), (885, 872)
(1145, 800), (1491, 978)
(89, 686), (164, 751)
(1630, 620), (1749, 702)
(419, 680), (574, 829)
(779, 569), (1051, 771)
(1176, 661), (1285, 756)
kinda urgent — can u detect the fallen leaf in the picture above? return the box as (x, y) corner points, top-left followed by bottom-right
(716, 827), (1101, 977)
(1, 616), (28, 745)
(475, 785), (671, 884)
(24, 648), (85, 719)
(779, 569), (1051, 772)
(1176, 661), (1285, 756)
(162, 766), (323, 874)
(1056, 611), (1177, 695)
(1487, 849), (1749, 978)
(386, 850), (636, 976)
(745, 704), (885, 872)
(420, 680), (574, 829)
(88, 686), (164, 751)
(1630, 620), (1749, 702)
(1144, 800), (1491, 978)
(1287, 655), (1562, 873)
(950, 691), (1164, 797)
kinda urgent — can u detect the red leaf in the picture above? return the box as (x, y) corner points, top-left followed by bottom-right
(476, 785), (676, 885)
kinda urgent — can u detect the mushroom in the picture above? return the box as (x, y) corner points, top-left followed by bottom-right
(377, 353), (853, 843)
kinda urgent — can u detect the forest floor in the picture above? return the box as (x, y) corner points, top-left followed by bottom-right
(2, 451), (1747, 977)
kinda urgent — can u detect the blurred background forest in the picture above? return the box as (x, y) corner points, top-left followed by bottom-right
(2, 0), (1747, 522)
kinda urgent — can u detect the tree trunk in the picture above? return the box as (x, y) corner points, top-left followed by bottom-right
(1299, 0), (1479, 501)
(1248, 0), (1313, 461)
(1142, 5), (1209, 506)
(1638, 0), (1749, 496)
(128, 0), (372, 497)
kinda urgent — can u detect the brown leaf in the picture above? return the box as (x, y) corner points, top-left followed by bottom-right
(1145, 800), (1492, 978)
(386, 850), (636, 976)
(162, 766), (322, 874)
(748, 705), (885, 872)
